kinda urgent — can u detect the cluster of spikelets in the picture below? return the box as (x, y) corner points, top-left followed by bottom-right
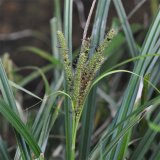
(57, 29), (116, 120)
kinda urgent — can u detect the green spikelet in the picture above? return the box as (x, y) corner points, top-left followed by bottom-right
(57, 31), (68, 51)
(97, 28), (116, 53)
(75, 29), (116, 119)
(86, 28), (116, 81)
(79, 38), (91, 80)
(73, 38), (91, 113)
(80, 38), (91, 54)
(73, 53), (86, 107)
(87, 53), (104, 77)
(57, 31), (73, 92)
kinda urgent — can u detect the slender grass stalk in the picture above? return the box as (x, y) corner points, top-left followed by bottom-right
(63, 1), (74, 157)
(50, 18), (59, 81)
(113, 0), (139, 57)
(51, 0), (62, 82)
(54, 0), (62, 30)
(64, 0), (73, 59)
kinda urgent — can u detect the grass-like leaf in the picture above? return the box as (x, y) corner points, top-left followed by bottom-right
(130, 112), (160, 160)
(0, 99), (41, 158)
(113, 0), (139, 57)
(0, 137), (11, 160)
(20, 46), (60, 65)
(63, 0), (73, 159)
(0, 60), (31, 159)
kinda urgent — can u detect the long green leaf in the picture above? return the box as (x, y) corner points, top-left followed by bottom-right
(63, 0), (73, 160)
(113, 0), (138, 57)
(53, 0), (62, 30)
(0, 99), (41, 157)
(50, 18), (60, 82)
(0, 60), (30, 159)
(20, 46), (60, 65)
(18, 65), (53, 87)
(9, 80), (42, 101)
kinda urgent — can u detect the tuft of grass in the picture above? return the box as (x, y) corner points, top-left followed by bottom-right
(0, 1), (160, 160)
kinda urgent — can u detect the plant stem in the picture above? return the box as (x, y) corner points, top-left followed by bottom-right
(71, 120), (75, 159)
(71, 115), (78, 160)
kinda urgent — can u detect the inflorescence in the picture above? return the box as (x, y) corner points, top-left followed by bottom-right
(57, 29), (116, 120)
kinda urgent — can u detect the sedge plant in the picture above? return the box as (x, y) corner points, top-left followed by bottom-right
(0, 0), (160, 160)
(57, 29), (116, 159)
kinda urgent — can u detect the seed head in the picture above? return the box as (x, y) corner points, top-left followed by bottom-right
(57, 31), (73, 92)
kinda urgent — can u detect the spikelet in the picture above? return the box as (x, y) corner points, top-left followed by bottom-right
(85, 28), (116, 82)
(80, 38), (91, 55)
(72, 38), (91, 110)
(75, 29), (116, 119)
(57, 31), (73, 92)
(96, 28), (116, 53)
(73, 53), (86, 102)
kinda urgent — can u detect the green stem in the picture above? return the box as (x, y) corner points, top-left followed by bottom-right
(71, 107), (81, 160)
(71, 120), (76, 159)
